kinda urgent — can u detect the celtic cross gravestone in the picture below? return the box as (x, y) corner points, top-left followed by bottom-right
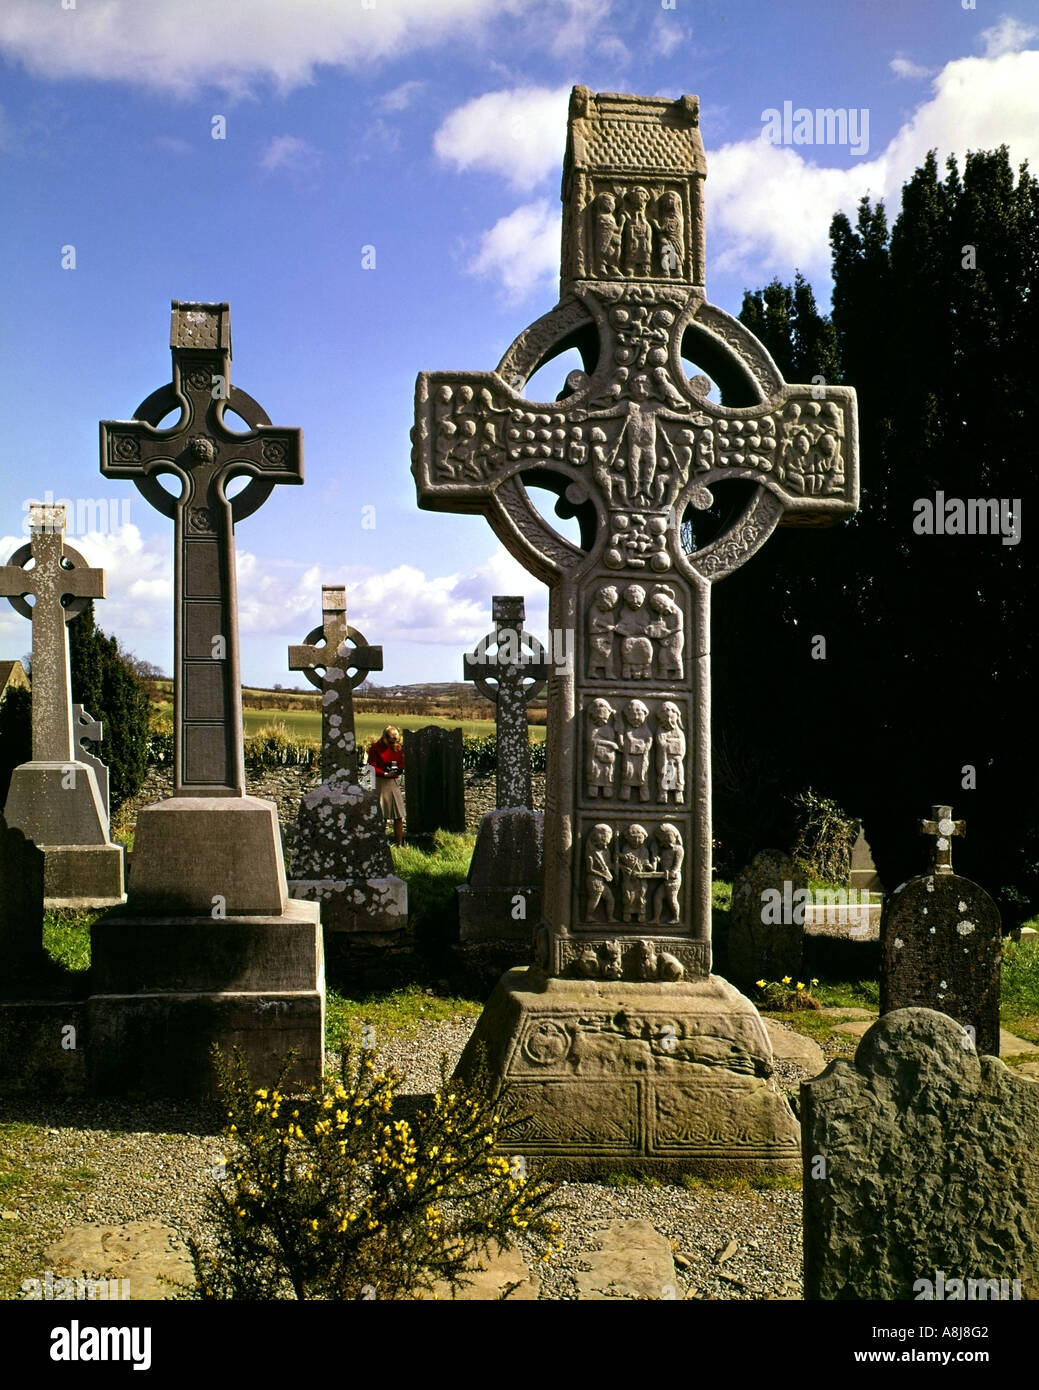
(89, 302), (323, 1096)
(289, 585), (382, 782)
(414, 87), (859, 1173)
(464, 595), (547, 811)
(0, 505), (123, 906)
(286, 585), (405, 945)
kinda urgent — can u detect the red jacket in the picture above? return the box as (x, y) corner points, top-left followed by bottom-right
(368, 740), (405, 777)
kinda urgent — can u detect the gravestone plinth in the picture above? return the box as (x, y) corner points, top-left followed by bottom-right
(459, 597), (547, 946)
(286, 586), (406, 944)
(404, 726), (465, 836)
(803, 1009), (1039, 1300)
(848, 821), (882, 894)
(90, 301), (323, 1096)
(414, 88), (858, 1170)
(1, 507), (124, 907)
(880, 804), (1001, 1056)
(727, 849), (807, 989)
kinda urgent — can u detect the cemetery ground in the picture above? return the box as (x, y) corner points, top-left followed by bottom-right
(3, 797), (1038, 1301)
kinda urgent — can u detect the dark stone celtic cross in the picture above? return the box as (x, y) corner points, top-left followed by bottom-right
(288, 586), (383, 782)
(0, 505), (104, 763)
(921, 804), (965, 875)
(413, 87), (859, 980)
(463, 595), (548, 809)
(100, 302), (302, 796)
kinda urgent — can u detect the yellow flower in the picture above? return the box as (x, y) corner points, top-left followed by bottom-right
(781, 976), (792, 985)
(796, 982), (804, 991)
(755, 979), (766, 989)
(811, 978), (819, 986)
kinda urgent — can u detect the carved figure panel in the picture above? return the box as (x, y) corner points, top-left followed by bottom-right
(583, 181), (691, 281)
(580, 819), (685, 928)
(584, 581), (686, 683)
(582, 695), (689, 806)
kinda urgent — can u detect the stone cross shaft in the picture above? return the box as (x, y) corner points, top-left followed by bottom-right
(413, 87), (860, 981)
(288, 586), (383, 781)
(100, 301), (303, 796)
(921, 804), (965, 875)
(0, 505), (104, 762)
(464, 595), (548, 809)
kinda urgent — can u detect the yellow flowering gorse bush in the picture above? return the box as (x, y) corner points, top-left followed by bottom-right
(187, 1046), (563, 1300)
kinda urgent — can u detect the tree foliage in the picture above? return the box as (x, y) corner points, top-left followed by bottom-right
(719, 147), (1039, 918)
(68, 600), (150, 813)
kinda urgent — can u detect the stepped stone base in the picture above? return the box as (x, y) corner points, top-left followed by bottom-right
(0, 999), (88, 1094)
(87, 899), (324, 1097)
(41, 844), (125, 909)
(455, 967), (800, 1179)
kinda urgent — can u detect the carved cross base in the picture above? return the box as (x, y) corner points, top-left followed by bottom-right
(455, 967), (801, 1177)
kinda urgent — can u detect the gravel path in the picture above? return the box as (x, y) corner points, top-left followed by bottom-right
(1, 1017), (806, 1300)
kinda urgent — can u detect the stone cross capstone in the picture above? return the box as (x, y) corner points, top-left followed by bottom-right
(920, 804), (965, 874)
(413, 87), (859, 1174)
(289, 586), (383, 782)
(100, 301), (302, 797)
(464, 595), (548, 809)
(0, 506), (104, 764)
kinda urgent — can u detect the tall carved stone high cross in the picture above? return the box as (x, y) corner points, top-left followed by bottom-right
(0, 506), (104, 763)
(464, 596), (548, 809)
(289, 586), (383, 782)
(921, 805), (965, 875)
(414, 87), (860, 980)
(100, 301), (303, 796)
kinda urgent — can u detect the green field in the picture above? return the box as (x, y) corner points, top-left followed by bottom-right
(153, 698), (548, 747)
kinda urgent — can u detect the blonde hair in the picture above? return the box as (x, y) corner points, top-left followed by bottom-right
(382, 725), (403, 752)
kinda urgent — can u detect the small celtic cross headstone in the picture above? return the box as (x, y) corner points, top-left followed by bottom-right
(463, 596), (548, 809)
(920, 803), (965, 874)
(881, 803), (1001, 1055)
(0, 505), (104, 764)
(100, 301), (303, 796)
(289, 586), (383, 782)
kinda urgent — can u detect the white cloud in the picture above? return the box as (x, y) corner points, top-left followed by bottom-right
(259, 134), (319, 175)
(434, 86), (570, 193)
(377, 80), (425, 114)
(708, 47), (1039, 284)
(889, 54), (932, 80)
(649, 15), (690, 60)
(155, 134), (194, 157)
(978, 15), (1038, 59)
(0, 0), (612, 99)
(468, 199), (561, 303)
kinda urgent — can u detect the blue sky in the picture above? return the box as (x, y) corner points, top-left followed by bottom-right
(1, 0), (1037, 686)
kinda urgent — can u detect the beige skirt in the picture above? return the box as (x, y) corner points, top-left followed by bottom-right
(378, 775), (405, 820)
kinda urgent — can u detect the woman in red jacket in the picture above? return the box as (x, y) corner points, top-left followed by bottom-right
(368, 725), (405, 846)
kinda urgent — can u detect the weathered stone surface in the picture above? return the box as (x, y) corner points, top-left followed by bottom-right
(464, 596), (547, 811)
(802, 1008), (1039, 1301)
(414, 87), (857, 1169)
(43, 1221), (193, 1301)
(576, 1219), (682, 1300)
(456, 968), (800, 1178)
(728, 850), (807, 990)
(762, 1017), (825, 1074)
(1, 507), (124, 907)
(404, 726), (465, 835)
(880, 805), (1001, 1056)
(72, 705), (110, 828)
(429, 1242), (540, 1301)
(458, 807), (543, 946)
(0, 817), (47, 986)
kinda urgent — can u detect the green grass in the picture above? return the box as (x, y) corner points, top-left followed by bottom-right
(42, 909), (97, 973)
(812, 980), (879, 1009)
(999, 937), (1039, 1043)
(326, 983), (482, 1053)
(241, 708), (547, 746)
